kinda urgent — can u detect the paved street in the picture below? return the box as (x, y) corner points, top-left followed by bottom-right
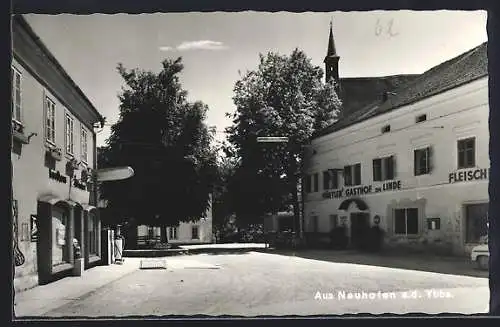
(16, 250), (489, 317)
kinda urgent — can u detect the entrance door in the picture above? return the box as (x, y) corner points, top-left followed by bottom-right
(350, 212), (370, 249)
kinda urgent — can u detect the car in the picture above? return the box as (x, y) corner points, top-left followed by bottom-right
(471, 241), (489, 270)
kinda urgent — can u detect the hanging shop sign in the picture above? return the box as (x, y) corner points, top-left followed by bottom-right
(322, 180), (402, 200)
(73, 178), (87, 191)
(49, 169), (68, 184)
(448, 168), (489, 184)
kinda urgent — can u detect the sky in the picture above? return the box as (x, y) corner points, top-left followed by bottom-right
(22, 11), (488, 147)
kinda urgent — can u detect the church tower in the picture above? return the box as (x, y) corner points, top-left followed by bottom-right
(324, 21), (341, 93)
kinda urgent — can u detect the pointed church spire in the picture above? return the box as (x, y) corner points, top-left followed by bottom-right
(324, 20), (340, 88)
(327, 20), (337, 57)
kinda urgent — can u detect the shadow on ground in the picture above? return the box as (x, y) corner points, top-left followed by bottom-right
(187, 248), (263, 256)
(259, 248), (489, 278)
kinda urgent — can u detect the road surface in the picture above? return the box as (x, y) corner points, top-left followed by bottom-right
(41, 251), (488, 317)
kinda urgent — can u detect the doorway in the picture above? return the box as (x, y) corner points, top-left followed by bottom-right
(350, 212), (370, 249)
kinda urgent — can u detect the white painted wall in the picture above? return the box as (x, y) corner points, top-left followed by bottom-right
(304, 76), (489, 256)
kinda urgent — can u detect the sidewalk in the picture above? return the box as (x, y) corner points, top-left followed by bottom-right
(14, 258), (141, 318)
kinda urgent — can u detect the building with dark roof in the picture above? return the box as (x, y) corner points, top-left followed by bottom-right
(302, 25), (489, 257)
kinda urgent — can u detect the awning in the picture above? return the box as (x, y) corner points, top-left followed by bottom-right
(38, 194), (63, 205)
(338, 198), (369, 211)
(38, 195), (78, 207)
(81, 204), (97, 212)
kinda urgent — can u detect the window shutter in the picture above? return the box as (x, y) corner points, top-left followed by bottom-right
(372, 159), (379, 182)
(413, 150), (418, 176)
(427, 146), (433, 173)
(330, 169), (338, 189)
(354, 163), (361, 185)
(387, 156), (395, 180)
(323, 171), (330, 190)
(343, 166), (350, 186)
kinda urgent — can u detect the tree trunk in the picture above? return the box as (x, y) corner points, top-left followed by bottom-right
(160, 225), (168, 243)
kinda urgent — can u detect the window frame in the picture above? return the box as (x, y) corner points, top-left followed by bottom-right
(11, 66), (22, 123)
(80, 126), (89, 163)
(313, 173), (319, 192)
(65, 113), (75, 156)
(394, 208), (419, 236)
(414, 147), (432, 176)
(464, 203), (489, 244)
(457, 137), (476, 169)
(344, 163), (361, 186)
(169, 226), (178, 240)
(45, 96), (57, 145)
(191, 225), (199, 240)
(373, 156), (395, 182)
(416, 114), (427, 123)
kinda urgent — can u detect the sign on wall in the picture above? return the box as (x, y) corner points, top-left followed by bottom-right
(322, 180), (402, 200)
(448, 168), (489, 183)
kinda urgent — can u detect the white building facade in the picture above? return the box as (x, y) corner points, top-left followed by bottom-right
(12, 15), (105, 291)
(303, 43), (488, 256)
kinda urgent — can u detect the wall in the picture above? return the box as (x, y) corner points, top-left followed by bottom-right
(304, 76), (489, 256)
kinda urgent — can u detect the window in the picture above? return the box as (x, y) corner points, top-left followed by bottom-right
(65, 114), (75, 155)
(313, 173), (319, 192)
(373, 156), (395, 181)
(394, 208), (419, 235)
(52, 205), (70, 266)
(88, 212), (98, 255)
(427, 218), (441, 230)
(169, 227), (178, 240)
(323, 169), (339, 190)
(414, 147), (432, 176)
(381, 125), (391, 133)
(45, 97), (56, 144)
(11, 67), (22, 122)
(304, 175), (312, 194)
(465, 203), (488, 243)
(344, 163), (361, 186)
(191, 226), (199, 239)
(81, 127), (88, 163)
(457, 137), (476, 169)
(416, 114), (427, 123)
(323, 170), (339, 190)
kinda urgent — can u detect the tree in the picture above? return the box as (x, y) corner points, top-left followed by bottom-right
(98, 58), (218, 243)
(225, 49), (342, 230)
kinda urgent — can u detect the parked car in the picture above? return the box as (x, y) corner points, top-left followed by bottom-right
(471, 236), (489, 270)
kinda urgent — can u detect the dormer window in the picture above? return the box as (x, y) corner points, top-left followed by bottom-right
(416, 114), (427, 123)
(381, 125), (391, 134)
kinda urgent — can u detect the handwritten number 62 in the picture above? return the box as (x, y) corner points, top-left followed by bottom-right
(375, 19), (399, 37)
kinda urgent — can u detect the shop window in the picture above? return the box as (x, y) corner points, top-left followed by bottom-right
(169, 227), (178, 240)
(457, 137), (476, 169)
(414, 147), (432, 176)
(344, 163), (361, 186)
(373, 156), (395, 181)
(191, 226), (199, 240)
(52, 205), (71, 267)
(88, 211), (98, 255)
(394, 208), (419, 235)
(465, 203), (488, 243)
